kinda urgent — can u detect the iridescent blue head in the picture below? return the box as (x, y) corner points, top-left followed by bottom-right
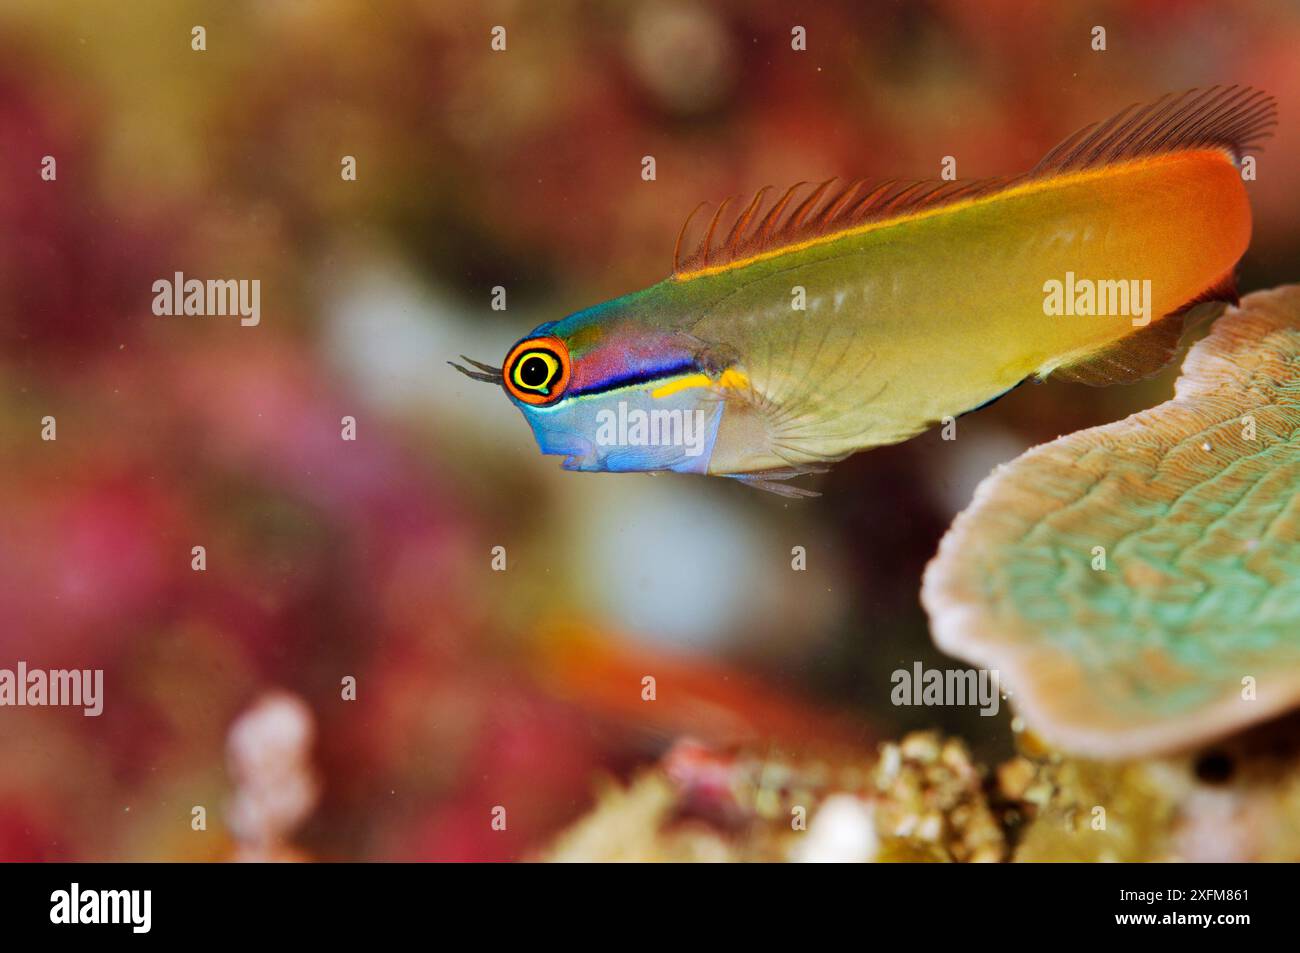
(451, 294), (725, 474)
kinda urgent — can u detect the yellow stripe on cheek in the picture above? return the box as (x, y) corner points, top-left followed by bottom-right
(651, 373), (711, 398)
(651, 369), (750, 399)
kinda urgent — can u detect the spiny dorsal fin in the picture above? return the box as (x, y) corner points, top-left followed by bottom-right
(673, 175), (1017, 277)
(672, 86), (1277, 280)
(1030, 85), (1276, 176)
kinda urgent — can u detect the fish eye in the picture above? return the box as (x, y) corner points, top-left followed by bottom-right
(518, 353), (556, 388)
(503, 336), (571, 405)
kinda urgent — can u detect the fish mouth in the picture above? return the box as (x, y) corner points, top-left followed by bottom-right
(448, 355), (503, 385)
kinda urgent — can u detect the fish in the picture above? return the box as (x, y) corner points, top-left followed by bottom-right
(452, 86), (1277, 497)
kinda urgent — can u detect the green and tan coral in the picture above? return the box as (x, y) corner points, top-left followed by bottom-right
(923, 286), (1300, 758)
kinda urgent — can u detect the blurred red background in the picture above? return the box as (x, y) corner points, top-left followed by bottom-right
(1, 0), (1296, 860)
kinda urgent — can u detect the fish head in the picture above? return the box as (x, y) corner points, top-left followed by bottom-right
(451, 312), (724, 474)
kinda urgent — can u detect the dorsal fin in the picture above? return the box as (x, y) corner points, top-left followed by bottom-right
(672, 85), (1277, 279)
(673, 175), (1018, 277)
(1030, 85), (1276, 175)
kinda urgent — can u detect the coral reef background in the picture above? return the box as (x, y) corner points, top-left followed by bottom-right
(2, 0), (1298, 860)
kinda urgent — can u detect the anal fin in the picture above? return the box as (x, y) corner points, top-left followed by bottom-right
(1050, 271), (1237, 386)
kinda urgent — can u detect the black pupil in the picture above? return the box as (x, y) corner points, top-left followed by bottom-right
(520, 354), (550, 388)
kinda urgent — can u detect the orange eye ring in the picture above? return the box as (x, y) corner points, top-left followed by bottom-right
(503, 336), (571, 405)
